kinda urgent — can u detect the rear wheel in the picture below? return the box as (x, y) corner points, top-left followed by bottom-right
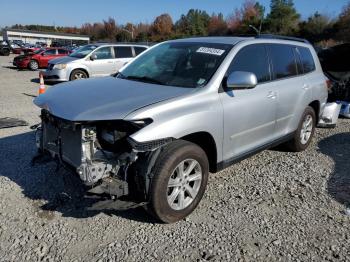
(70, 69), (88, 81)
(147, 140), (209, 223)
(286, 106), (316, 152)
(29, 60), (39, 70)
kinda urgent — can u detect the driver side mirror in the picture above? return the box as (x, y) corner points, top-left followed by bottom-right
(41, 53), (45, 56)
(90, 54), (97, 61)
(225, 71), (257, 90)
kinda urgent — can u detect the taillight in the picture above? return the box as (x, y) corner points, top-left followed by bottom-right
(325, 78), (332, 91)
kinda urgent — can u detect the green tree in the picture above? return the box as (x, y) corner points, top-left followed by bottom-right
(265, 0), (300, 35)
(175, 9), (210, 36)
(334, 3), (350, 42)
(299, 12), (334, 43)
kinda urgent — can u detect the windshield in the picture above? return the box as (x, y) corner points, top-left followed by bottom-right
(69, 45), (98, 58)
(34, 48), (45, 54)
(117, 42), (233, 88)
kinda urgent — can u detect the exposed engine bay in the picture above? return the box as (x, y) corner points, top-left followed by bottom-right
(34, 109), (170, 201)
(318, 43), (350, 102)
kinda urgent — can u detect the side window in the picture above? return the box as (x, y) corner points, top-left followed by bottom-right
(134, 46), (147, 56)
(114, 46), (133, 58)
(298, 47), (316, 73)
(268, 44), (298, 79)
(43, 49), (57, 55)
(92, 47), (113, 60)
(227, 44), (270, 83)
(57, 49), (68, 54)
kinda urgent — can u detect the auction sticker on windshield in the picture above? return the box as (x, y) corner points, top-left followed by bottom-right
(196, 47), (225, 56)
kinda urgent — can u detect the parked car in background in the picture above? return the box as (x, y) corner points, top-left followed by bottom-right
(34, 36), (327, 223)
(13, 48), (71, 70)
(0, 41), (11, 56)
(22, 44), (41, 54)
(10, 43), (22, 54)
(43, 43), (148, 81)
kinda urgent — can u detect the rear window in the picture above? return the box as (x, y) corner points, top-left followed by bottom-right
(298, 47), (316, 73)
(134, 46), (147, 56)
(227, 44), (271, 83)
(268, 44), (298, 80)
(114, 46), (133, 58)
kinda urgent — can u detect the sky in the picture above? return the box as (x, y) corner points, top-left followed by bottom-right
(0, 0), (348, 28)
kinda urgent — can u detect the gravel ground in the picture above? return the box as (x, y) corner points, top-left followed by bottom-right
(0, 54), (349, 261)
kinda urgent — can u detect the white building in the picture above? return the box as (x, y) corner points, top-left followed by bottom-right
(2, 29), (89, 46)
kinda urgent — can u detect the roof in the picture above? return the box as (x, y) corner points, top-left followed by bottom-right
(172, 36), (251, 45)
(3, 28), (89, 38)
(168, 35), (310, 46)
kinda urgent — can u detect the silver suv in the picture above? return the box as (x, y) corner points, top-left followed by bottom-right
(34, 36), (328, 223)
(43, 43), (148, 81)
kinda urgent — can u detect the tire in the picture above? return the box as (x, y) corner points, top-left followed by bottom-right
(29, 60), (39, 70)
(70, 69), (88, 81)
(147, 140), (209, 223)
(286, 106), (316, 152)
(1, 48), (10, 56)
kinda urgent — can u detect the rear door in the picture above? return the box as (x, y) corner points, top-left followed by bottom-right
(57, 48), (69, 57)
(87, 46), (115, 76)
(39, 49), (57, 67)
(113, 46), (134, 72)
(220, 44), (277, 160)
(267, 44), (311, 137)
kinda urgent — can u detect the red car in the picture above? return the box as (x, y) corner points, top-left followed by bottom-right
(13, 48), (70, 70)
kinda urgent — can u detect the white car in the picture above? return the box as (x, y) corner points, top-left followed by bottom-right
(43, 43), (148, 81)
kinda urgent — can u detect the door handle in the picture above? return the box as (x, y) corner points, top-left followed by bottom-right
(267, 91), (276, 99)
(107, 61), (113, 64)
(302, 84), (309, 90)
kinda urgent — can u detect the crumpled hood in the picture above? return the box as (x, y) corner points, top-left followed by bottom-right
(48, 56), (79, 64)
(34, 77), (194, 121)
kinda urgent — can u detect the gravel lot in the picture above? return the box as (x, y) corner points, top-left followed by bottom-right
(0, 54), (349, 261)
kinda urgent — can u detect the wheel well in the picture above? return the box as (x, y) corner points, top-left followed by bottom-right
(309, 100), (320, 123)
(70, 68), (89, 78)
(181, 132), (217, 173)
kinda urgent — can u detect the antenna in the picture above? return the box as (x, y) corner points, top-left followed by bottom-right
(249, 25), (260, 35)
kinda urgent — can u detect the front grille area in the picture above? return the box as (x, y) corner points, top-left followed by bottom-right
(41, 111), (83, 167)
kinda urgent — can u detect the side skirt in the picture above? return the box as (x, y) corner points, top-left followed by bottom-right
(215, 132), (295, 172)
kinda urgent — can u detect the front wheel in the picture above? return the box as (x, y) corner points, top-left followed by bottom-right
(29, 60), (39, 70)
(70, 69), (88, 81)
(286, 106), (316, 152)
(147, 140), (209, 223)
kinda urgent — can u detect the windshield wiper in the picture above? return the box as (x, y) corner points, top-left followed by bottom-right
(124, 75), (164, 85)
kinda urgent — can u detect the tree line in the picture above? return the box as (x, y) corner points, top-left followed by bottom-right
(7, 0), (350, 46)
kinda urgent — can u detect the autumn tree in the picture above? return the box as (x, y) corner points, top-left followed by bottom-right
(208, 13), (228, 35)
(103, 17), (118, 41)
(265, 0), (300, 35)
(151, 13), (173, 41)
(227, 0), (265, 35)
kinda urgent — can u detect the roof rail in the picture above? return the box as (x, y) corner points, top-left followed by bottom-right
(256, 34), (309, 44)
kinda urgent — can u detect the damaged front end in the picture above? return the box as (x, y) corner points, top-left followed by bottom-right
(34, 109), (166, 201)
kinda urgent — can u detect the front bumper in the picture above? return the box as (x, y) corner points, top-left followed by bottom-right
(13, 60), (29, 68)
(43, 67), (69, 82)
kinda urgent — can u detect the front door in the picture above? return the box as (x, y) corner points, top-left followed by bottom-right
(219, 44), (277, 162)
(87, 46), (115, 77)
